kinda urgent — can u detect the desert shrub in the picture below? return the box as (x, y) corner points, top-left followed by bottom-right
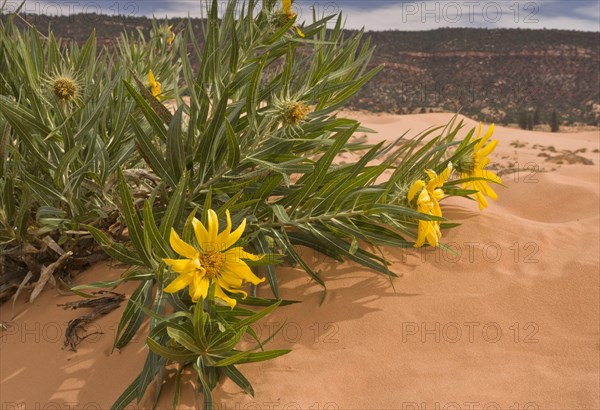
(0, 14), (180, 299)
(550, 109), (560, 132)
(1, 0), (503, 407)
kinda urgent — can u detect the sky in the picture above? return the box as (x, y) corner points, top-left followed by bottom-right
(6, 0), (600, 31)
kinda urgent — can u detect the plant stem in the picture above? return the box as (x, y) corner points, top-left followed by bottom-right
(258, 209), (366, 229)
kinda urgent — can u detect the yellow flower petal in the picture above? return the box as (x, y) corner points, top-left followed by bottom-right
(416, 219), (441, 248)
(148, 69), (161, 99)
(431, 187), (445, 203)
(416, 187), (432, 206)
(474, 191), (489, 210)
(216, 210), (233, 248)
(153, 84), (161, 98)
(169, 228), (198, 259)
(190, 276), (210, 301)
(206, 209), (219, 248)
(482, 123), (495, 142)
(474, 123), (494, 150)
(475, 180), (498, 201)
(412, 169), (446, 248)
(427, 224), (441, 247)
(427, 163), (452, 190)
(481, 169), (502, 184)
(477, 139), (498, 158)
(431, 199), (442, 217)
(164, 273), (194, 293)
(435, 162), (452, 187)
(461, 124), (501, 211)
(475, 122), (483, 138)
(438, 163), (453, 184)
(148, 69), (156, 86)
(217, 277), (248, 298)
(294, 25), (305, 37)
(408, 180), (426, 202)
(167, 25), (175, 44)
(479, 157), (491, 168)
(223, 217), (247, 250)
(218, 270), (244, 288)
(282, 0), (292, 13)
(214, 283), (237, 308)
(424, 169), (438, 183)
(225, 247), (263, 261)
(192, 217), (210, 250)
(414, 221), (429, 248)
(223, 259), (265, 285)
(163, 258), (200, 274)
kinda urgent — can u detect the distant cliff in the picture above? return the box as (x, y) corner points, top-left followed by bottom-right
(6, 13), (600, 125)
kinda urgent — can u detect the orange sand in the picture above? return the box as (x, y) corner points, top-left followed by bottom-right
(1, 113), (598, 409)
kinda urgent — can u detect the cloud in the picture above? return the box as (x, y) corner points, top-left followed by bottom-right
(295, 0), (600, 31)
(6, 0), (600, 31)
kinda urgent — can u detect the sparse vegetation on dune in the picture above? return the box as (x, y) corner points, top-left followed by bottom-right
(1, 1), (506, 407)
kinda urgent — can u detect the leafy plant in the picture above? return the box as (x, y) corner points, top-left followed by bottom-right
(115, 294), (290, 409)
(0, 12), (180, 300)
(1, 0), (504, 407)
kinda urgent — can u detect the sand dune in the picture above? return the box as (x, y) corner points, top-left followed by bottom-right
(1, 113), (598, 409)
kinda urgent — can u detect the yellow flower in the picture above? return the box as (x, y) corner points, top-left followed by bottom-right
(166, 25), (175, 44)
(148, 69), (161, 100)
(162, 209), (265, 308)
(282, 0), (305, 37)
(461, 123), (502, 210)
(407, 163), (453, 248)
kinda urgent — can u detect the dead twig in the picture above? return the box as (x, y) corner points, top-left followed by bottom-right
(59, 291), (125, 351)
(10, 271), (33, 320)
(29, 251), (73, 303)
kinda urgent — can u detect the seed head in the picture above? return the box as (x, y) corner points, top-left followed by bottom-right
(455, 152), (476, 174)
(283, 101), (310, 125)
(51, 76), (78, 102)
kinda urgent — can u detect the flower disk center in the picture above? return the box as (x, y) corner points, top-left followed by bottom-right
(52, 77), (78, 101)
(284, 102), (310, 125)
(199, 251), (225, 278)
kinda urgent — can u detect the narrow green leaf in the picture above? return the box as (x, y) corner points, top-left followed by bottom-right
(222, 365), (254, 396)
(111, 375), (140, 410)
(159, 172), (188, 240)
(143, 201), (170, 259)
(117, 170), (153, 266)
(235, 349), (291, 364)
(146, 337), (198, 362)
(123, 80), (167, 142)
(166, 106), (186, 181)
(84, 225), (142, 266)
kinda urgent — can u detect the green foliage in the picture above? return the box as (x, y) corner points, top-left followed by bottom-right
(549, 109), (560, 132)
(113, 293), (290, 410)
(533, 107), (541, 125)
(518, 109), (534, 130)
(0, 15), (180, 253)
(518, 110), (528, 130)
